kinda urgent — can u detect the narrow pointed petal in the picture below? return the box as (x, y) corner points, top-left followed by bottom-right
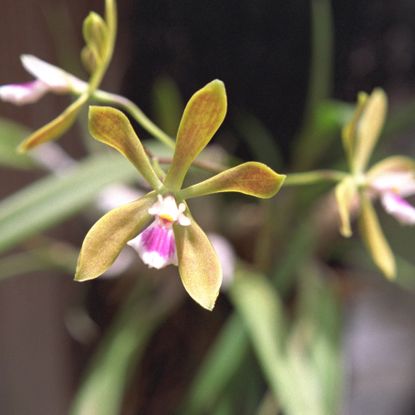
(174, 218), (222, 310)
(165, 80), (227, 191)
(18, 94), (88, 152)
(75, 192), (156, 281)
(381, 192), (415, 225)
(348, 89), (387, 173)
(180, 162), (285, 200)
(21, 55), (86, 93)
(335, 177), (357, 237)
(359, 194), (396, 279)
(89, 106), (162, 190)
(0, 80), (48, 105)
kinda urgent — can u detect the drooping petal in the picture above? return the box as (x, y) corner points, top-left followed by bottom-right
(75, 192), (156, 281)
(335, 177), (357, 237)
(164, 80), (227, 191)
(174, 218), (222, 311)
(128, 220), (177, 269)
(0, 80), (48, 105)
(359, 193), (396, 279)
(21, 54), (86, 93)
(381, 192), (415, 225)
(18, 94), (88, 152)
(179, 162), (285, 200)
(89, 106), (162, 190)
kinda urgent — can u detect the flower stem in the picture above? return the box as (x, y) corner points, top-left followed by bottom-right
(284, 170), (346, 186)
(93, 89), (176, 149)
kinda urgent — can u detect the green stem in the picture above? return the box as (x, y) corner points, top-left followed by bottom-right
(284, 170), (346, 186)
(93, 89), (176, 149)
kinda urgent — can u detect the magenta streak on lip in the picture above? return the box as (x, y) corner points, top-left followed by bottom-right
(140, 221), (176, 259)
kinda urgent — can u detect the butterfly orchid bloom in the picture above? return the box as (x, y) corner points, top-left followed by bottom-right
(336, 89), (415, 279)
(75, 80), (285, 310)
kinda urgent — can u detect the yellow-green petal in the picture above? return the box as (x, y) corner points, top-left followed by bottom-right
(354, 88), (387, 173)
(359, 193), (396, 279)
(174, 218), (222, 311)
(180, 162), (285, 200)
(75, 192), (156, 281)
(89, 106), (162, 190)
(335, 177), (357, 237)
(18, 94), (88, 153)
(164, 79), (227, 191)
(343, 88), (387, 174)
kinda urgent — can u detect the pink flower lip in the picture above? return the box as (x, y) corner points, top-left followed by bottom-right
(0, 80), (48, 105)
(381, 191), (415, 225)
(128, 194), (191, 269)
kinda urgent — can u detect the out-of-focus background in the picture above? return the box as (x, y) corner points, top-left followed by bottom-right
(1, 1), (415, 414)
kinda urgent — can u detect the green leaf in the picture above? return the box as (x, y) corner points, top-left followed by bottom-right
(229, 268), (286, 405)
(179, 162), (286, 200)
(164, 79), (227, 191)
(18, 94), (88, 152)
(174, 217), (222, 310)
(359, 193), (396, 279)
(0, 153), (137, 253)
(89, 106), (163, 190)
(181, 314), (249, 414)
(75, 192), (155, 281)
(334, 177), (356, 237)
(0, 118), (36, 169)
(69, 280), (180, 415)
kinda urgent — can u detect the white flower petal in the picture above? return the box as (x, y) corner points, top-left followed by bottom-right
(21, 54), (86, 93)
(381, 192), (415, 225)
(0, 80), (48, 105)
(371, 172), (415, 197)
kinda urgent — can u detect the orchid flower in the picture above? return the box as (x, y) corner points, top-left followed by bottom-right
(335, 88), (415, 279)
(0, 0), (116, 152)
(75, 80), (285, 310)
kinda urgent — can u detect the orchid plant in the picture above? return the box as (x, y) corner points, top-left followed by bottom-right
(75, 80), (285, 310)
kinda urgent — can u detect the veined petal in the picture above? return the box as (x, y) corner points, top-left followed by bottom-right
(0, 80), (48, 105)
(335, 177), (357, 237)
(381, 192), (415, 225)
(164, 80), (227, 191)
(180, 162), (285, 200)
(359, 194), (396, 279)
(174, 218), (222, 311)
(18, 94), (88, 152)
(75, 192), (156, 281)
(89, 106), (162, 190)
(21, 55), (86, 93)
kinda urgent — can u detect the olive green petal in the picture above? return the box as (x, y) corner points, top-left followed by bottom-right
(18, 94), (87, 153)
(354, 88), (387, 173)
(180, 162), (285, 200)
(359, 193), (396, 279)
(75, 192), (156, 281)
(335, 177), (357, 237)
(89, 106), (162, 190)
(174, 218), (222, 311)
(165, 79), (227, 191)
